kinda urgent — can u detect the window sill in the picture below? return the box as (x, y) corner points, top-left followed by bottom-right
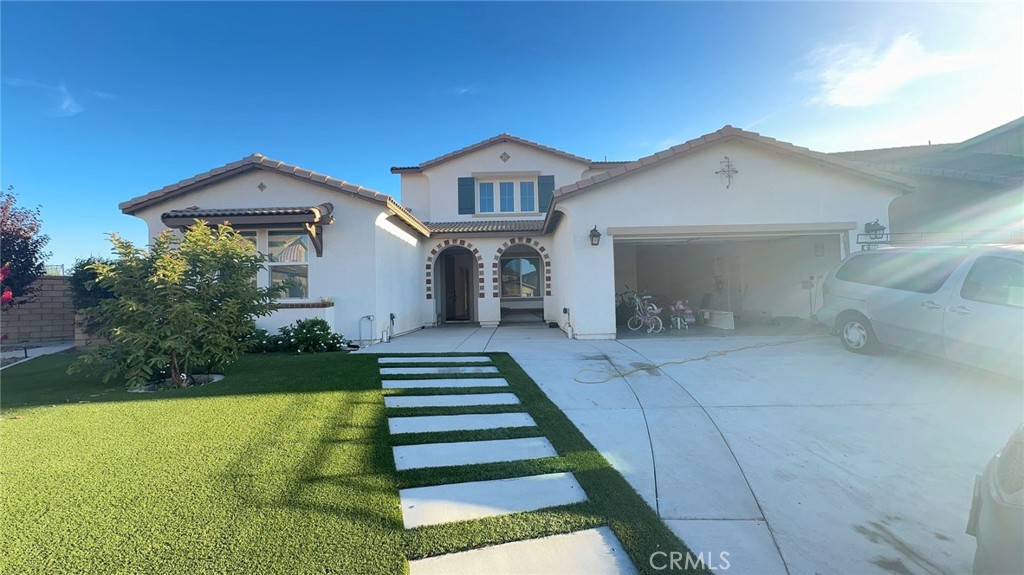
(472, 212), (542, 218)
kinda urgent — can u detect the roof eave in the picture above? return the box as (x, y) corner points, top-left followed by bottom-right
(386, 197), (431, 237)
(400, 133), (592, 174)
(120, 163), (257, 214)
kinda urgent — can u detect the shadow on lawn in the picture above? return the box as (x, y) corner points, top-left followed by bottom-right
(219, 378), (404, 527)
(0, 351), (368, 412)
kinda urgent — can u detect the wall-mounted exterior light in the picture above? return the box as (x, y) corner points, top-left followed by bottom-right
(589, 226), (602, 246)
(864, 219), (886, 240)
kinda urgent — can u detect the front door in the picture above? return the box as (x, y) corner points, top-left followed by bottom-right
(444, 251), (473, 322)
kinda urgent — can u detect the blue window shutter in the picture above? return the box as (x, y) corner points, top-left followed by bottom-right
(538, 175), (555, 212)
(458, 177), (476, 214)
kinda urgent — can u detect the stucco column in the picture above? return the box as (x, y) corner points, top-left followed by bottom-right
(569, 225), (617, 339)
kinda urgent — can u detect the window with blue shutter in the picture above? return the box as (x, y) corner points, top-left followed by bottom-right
(458, 177), (476, 214)
(538, 175), (555, 212)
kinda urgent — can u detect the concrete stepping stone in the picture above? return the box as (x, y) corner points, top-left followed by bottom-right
(407, 526), (638, 574)
(393, 437), (557, 471)
(399, 472), (587, 528)
(380, 366), (499, 375)
(385, 393), (519, 408)
(389, 412), (536, 434)
(378, 356), (492, 364)
(382, 378), (508, 389)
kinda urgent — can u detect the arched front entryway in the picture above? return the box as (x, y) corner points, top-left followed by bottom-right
(433, 246), (480, 323)
(495, 243), (546, 323)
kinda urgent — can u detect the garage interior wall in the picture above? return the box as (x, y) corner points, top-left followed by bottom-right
(615, 235), (841, 321)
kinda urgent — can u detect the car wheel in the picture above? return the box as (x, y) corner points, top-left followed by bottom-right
(838, 313), (880, 354)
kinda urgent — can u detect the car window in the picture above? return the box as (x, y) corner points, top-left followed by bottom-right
(835, 252), (965, 293)
(960, 256), (1024, 308)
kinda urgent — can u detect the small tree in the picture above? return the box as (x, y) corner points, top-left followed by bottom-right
(0, 187), (51, 307)
(70, 221), (281, 387)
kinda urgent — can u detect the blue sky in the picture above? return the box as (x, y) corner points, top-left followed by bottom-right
(3, 2), (1021, 268)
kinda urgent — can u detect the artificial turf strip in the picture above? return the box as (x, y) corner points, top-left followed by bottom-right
(402, 503), (608, 560)
(382, 386), (512, 397)
(396, 456), (574, 490)
(385, 403), (526, 418)
(0, 352), (406, 575)
(388, 426), (545, 447)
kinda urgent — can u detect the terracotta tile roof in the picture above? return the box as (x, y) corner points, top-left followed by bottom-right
(120, 153), (430, 237)
(390, 133), (592, 173)
(162, 203), (336, 229)
(833, 117), (1024, 186)
(426, 220), (546, 235)
(543, 125), (917, 233)
(163, 206), (325, 218)
(841, 159), (1023, 186)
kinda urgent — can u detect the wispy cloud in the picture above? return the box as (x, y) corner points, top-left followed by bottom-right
(446, 84), (480, 96)
(803, 33), (983, 107)
(743, 111), (779, 131)
(3, 77), (84, 116)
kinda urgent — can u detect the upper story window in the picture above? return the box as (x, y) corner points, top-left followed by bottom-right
(477, 179), (537, 214)
(479, 182), (495, 213)
(458, 175), (553, 216)
(520, 181), (535, 212)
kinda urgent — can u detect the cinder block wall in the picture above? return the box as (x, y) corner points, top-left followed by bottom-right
(1, 276), (76, 344)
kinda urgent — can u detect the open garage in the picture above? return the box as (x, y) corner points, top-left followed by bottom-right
(612, 224), (849, 327)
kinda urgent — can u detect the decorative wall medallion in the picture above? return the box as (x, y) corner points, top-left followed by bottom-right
(500, 151), (511, 163)
(257, 182), (267, 192)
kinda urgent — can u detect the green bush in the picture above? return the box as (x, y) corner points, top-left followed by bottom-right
(69, 222), (282, 387)
(245, 319), (347, 354)
(68, 257), (117, 310)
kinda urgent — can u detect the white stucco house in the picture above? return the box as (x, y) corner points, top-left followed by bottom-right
(120, 126), (916, 341)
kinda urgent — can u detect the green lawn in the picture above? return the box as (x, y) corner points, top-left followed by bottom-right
(1, 351), (701, 574)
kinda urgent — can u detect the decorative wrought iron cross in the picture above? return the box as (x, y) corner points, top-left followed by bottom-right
(715, 156), (738, 188)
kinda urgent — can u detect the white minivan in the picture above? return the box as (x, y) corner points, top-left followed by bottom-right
(817, 245), (1024, 379)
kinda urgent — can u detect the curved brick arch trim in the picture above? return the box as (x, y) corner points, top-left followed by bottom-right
(492, 237), (552, 298)
(425, 239), (485, 300)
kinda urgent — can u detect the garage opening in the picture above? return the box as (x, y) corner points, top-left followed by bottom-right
(613, 233), (844, 329)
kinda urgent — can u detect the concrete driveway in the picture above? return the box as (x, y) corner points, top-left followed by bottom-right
(368, 324), (1024, 574)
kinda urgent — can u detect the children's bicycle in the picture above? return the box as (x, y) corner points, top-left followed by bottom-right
(626, 292), (664, 333)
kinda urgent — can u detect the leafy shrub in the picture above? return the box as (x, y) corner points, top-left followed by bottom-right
(68, 257), (117, 335)
(68, 257), (117, 310)
(69, 222), (281, 387)
(245, 319), (347, 354)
